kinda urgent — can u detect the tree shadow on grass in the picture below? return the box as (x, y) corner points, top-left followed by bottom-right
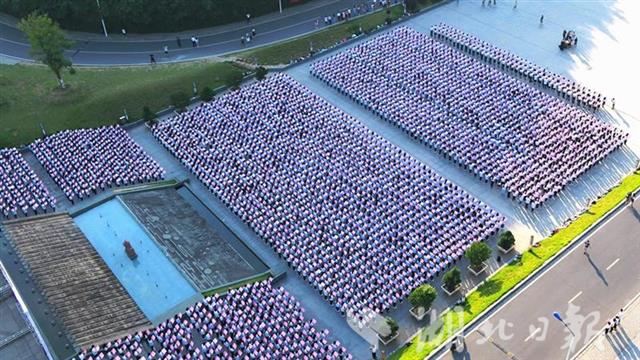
(477, 279), (503, 297)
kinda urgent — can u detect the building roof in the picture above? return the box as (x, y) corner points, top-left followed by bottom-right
(2, 214), (151, 351)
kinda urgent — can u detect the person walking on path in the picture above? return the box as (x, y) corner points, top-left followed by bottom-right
(163, 45), (169, 56)
(252, 28), (256, 37)
(246, 13), (251, 22)
(627, 192), (635, 206)
(612, 98), (616, 110)
(540, 15), (544, 24)
(584, 239), (590, 254)
(149, 54), (156, 64)
(191, 36), (197, 47)
(604, 321), (612, 335)
(121, 28), (127, 37)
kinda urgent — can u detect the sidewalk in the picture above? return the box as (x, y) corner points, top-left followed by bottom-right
(576, 293), (640, 360)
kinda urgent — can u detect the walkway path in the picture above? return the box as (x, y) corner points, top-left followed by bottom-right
(0, 0), (394, 66)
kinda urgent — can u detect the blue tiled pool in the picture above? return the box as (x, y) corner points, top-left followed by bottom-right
(75, 198), (200, 323)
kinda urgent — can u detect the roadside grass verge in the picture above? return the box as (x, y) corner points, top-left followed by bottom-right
(391, 171), (640, 360)
(230, 4), (405, 66)
(202, 271), (272, 297)
(0, 61), (242, 148)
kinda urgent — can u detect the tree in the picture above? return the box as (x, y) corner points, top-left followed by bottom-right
(224, 71), (244, 90)
(442, 266), (461, 291)
(498, 231), (516, 251)
(409, 284), (437, 311)
(170, 91), (191, 112)
(384, 316), (399, 337)
(405, 0), (419, 13)
(255, 66), (268, 81)
(465, 242), (492, 270)
(200, 86), (215, 102)
(142, 106), (156, 124)
(18, 12), (74, 88)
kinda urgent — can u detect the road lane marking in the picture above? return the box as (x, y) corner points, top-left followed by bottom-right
(568, 291), (583, 304)
(606, 258), (620, 271)
(525, 327), (541, 342)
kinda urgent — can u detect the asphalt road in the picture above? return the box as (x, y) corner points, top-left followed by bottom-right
(438, 197), (640, 360)
(0, 0), (391, 66)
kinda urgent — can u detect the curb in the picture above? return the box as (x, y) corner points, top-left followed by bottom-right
(415, 181), (640, 360)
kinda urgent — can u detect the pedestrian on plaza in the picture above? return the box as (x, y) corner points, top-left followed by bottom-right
(371, 344), (378, 359)
(149, 54), (156, 64)
(195, 37), (200, 47)
(563, 30), (567, 39)
(611, 317), (618, 332)
(513, 0), (517, 9)
(540, 15), (544, 24)
(246, 13), (251, 22)
(121, 28), (127, 37)
(241, 35), (245, 46)
(493, 0), (496, 5)
(612, 98), (616, 110)
(252, 28), (256, 37)
(176, 36), (182, 48)
(604, 321), (612, 335)
(583, 239), (590, 254)
(574, 37), (578, 46)
(163, 45), (169, 56)
(191, 36), (197, 47)
(627, 192), (635, 206)
(246, 33), (251, 43)
(616, 308), (624, 321)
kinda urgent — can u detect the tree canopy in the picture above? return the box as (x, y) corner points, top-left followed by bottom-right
(18, 12), (73, 88)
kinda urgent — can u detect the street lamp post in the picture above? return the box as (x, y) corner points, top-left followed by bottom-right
(279, 0), (283, 13)
(96, 0), (108, 37)
(552, 312), (576, 360)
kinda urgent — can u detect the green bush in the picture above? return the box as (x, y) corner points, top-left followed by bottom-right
(170, 91), (190, 112)
(255, 66), (268, 81)
(385, 316), (399, 337)
(224, 71), (244, 89)
(442, 266), (461, 291)
(200, 86), (215, 102)
(408, 284), (437, 310)
(498, 231), (516, 250)
(142, 106), (156, 123)
(465, 242), (492, 269)
(406, 0), (419, 12)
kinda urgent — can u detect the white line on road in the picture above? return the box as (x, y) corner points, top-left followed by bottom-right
(568, 291), (583, 304)
(606, 258), (620, 271)
(525, 327), (541, 342)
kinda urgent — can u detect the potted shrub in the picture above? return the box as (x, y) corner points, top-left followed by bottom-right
(378, 316), (399, 345)
(498, 231), (516, 253)
(409, 284), (437, 320)
(170, 91), (191, 112)
(200, 86), (215, 102)
(466, 242), (492, 276)
(441, 266), (462, 296)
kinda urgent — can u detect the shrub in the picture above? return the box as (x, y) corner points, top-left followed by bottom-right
(498, 231), (516, 250)
(200, 86), (215, 102)
(385, 316), (399, 337)
(465, 242), (492, 269)
(406, 0), (419, 12)
(224, 71), (244, 89)
(170, 91), (190, 112)
(255, 66), (268, 81)
(142, 106), (156, 124)
(442, 266), (462, 291)
(409, 284), (437, 310)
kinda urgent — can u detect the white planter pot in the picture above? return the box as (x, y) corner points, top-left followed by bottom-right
(468, 263), (488, 276)
(498, 245), (515, 254)
(378, 331), (399, 345)
(441, 284), (461, 296)
(409, 306), (431, 321)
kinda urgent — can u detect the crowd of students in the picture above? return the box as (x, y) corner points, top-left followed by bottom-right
(0, 148), (55, 218)
(153, 73), (504, 317)
(30, 126), (165, 203)
(78, 280), (349, 359)
(430, 23), (607, 110)
(311, 27), (627, 209)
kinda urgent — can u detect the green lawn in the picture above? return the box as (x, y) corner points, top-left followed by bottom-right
(390, 171), (640, 360)
(0, 61), (242, 148)
(230, 4), (405, 66)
